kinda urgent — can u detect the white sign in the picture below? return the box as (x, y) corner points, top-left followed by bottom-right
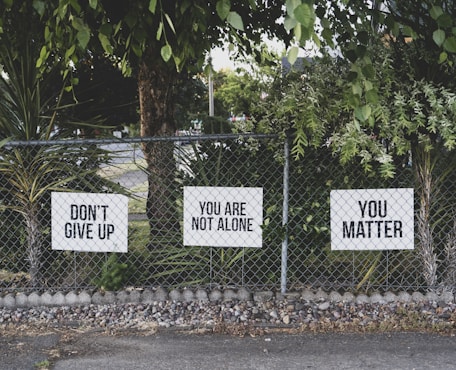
(330, 188), (414, 250)
(183, 186), (263, 248)
(51, 192), (128, 252)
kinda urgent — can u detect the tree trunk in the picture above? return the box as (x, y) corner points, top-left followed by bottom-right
(138, 49), (180, 247)
(25, 203), (43, 288)
(413, 144), (438, 289)
(443, 216), (456, 292)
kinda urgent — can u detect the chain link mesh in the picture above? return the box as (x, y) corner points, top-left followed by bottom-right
(1, 134), (455, 293)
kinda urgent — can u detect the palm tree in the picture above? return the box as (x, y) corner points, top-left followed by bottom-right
(0, 45), (115, 288)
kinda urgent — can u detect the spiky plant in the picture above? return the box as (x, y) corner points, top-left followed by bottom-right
(442, 215), (456, 292)
(0, 45), (114, 288)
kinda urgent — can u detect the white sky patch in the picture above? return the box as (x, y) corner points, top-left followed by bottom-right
(210, 36), (288, 72)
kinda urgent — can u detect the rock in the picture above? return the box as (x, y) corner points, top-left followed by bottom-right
(314, 290), (329, 301)
(40, 292), (54, 306)
(79, 291), (92, 305)
(2, 294), (16, 309)
(425, 291), (439, 302)
(195, 289), (209, 302)
(438, 291), (454, 303)
(342, 292), (355, 302)
(253, 291), (274, 302)
(411, 292), (425, 302)
(27, 292), (42, 307)
(141, 289), (155, 304)
(2, 289), (456, 334)
(269, 310), (278, 319)
(15, 293), (28, 307)
(209, 289), (223, 302)
(397, 291), (412, 303)
(370, 293), (386, 304)
(301, 289), (315, 301)
(169, 289), (182, 302)
(154, 287), (169, 301)
(182, 289), (195, 302)
(383, 291), (397, 303)
(223, 289), (238, 301)
(318, 301), (330, 311)
(355, 294), (370, 304)
(53, 292), (66, 306)
(129, 290), (142, 303)
(65, 291), (79, 306)
(237, 288), (252, 301)
(329, 291), (342, 302)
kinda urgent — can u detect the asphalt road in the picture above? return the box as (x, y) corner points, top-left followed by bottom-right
(3, 330), (456, 370)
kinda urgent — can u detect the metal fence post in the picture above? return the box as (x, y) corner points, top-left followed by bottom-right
(281, 131), (291, 294)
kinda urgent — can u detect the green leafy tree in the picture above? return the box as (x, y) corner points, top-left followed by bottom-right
(4, 0), (290, 239)
(174, 74), (208, 129)
(262, 29), (456, 288)
(214, 48), (283, 119)
(215, 70), (260, 118)
(282, 1), (456, 104)
(69, 53), (139, 134)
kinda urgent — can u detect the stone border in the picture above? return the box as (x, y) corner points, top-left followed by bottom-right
(1, 288), (454, 309)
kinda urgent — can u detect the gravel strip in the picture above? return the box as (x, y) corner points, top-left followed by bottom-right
(2, 296), (456, 334)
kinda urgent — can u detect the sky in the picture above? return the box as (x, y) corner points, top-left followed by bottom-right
(210, 37), (287, 71)
(210, 36), (322, 72)
(210, 47), (237, 71)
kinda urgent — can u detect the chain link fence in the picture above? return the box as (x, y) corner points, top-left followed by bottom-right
(1, 134), (456, 293)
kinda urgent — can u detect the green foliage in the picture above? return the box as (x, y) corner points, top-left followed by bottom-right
(258, 54), (350, 158)
(282, 0), (456, 136)
(34, 360), (50, 369)
(174, 75), (208, 129)
(260, 35), (456, 179)
(0, 35), (124, 288)
(4, 1), (290, 76)
(211, 48), (284, 121)
(3, 0), (456, 292)
(389, 80), (456, 151)
(214, 70), (259, 118)
(4, 1), (456, 143)
(155, 138), (284, 287)
(201, 116), (231, 134)
(94, 254), (131, 291)
(69, 54), (139, 129)
(266, 1), (456, 290)
(148, 244), (258, 288)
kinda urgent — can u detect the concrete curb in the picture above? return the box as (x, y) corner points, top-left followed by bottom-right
(1, 288), (455, 309)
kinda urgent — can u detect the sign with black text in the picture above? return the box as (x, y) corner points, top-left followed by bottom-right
(330, 188), (414, 250)
(51, 192), (128, 252)
(183, 186), (263, 248)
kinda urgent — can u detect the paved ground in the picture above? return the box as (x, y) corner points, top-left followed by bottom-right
(2, 329), (456, 370)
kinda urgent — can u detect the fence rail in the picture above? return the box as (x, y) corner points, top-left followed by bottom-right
(1, 133), (455, 294)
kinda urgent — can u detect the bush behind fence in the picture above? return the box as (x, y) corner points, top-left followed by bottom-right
(1, 134), (456, 294)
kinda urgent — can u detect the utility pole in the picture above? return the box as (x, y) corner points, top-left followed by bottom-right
(208, 57), (214, 117)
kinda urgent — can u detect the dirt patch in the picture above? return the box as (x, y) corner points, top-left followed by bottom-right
(1, 325), (99, 369)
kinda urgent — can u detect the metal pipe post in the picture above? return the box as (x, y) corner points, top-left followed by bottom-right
(281, 132), (290, 294)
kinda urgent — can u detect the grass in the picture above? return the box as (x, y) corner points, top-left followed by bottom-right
(97, 159), (147, 180)
(0, 269), (30, 285)
(97, 159), (148, 214)
(128, 181), (148, 214)
(34, 360), (50, 369)
(128, 220), (150, 251)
